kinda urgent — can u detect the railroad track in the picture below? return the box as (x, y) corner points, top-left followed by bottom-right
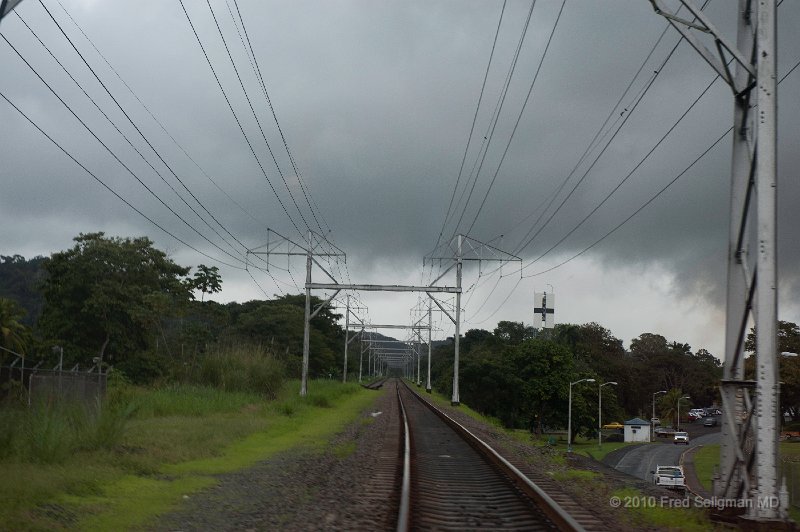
(394, 380), (593, 531)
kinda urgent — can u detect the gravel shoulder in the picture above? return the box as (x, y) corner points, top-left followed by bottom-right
(150, 388), (398, 532)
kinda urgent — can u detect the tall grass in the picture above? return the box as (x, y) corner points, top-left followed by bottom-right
(197, 344), (284, 398)
(0, 399), (135, 464)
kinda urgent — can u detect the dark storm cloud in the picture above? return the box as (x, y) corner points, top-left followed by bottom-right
(1, 0), (799, 346)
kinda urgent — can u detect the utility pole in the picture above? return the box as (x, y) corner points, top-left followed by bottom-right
(248, 229), (345, 396)
(426, 234), (521, 405)
(426, 303), (432, 393)
(651, 0), (784, 522)
(343, 295), (349, 383)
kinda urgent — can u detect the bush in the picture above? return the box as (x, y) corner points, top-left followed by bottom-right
(196, 344), (284, 398)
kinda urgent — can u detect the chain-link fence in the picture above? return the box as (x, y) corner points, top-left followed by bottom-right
(2, 356), (106, 407)
(28, 368), (106, 406)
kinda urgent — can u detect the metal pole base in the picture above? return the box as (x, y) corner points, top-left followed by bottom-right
(451, 401), (460, 406)
(426, 388), (431, 393)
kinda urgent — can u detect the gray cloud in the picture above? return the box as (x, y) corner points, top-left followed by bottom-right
(1, 0), (799, 352)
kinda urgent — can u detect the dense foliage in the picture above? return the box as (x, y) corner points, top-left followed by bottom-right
(5, 231), (800, 433)
(1, 233), (346, 386)
(429, 321), (723, 438)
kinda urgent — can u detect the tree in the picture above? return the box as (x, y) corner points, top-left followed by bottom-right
(745, 320), (800, 354)
(0, 254), (46, 325)
(630, 332), (669, 360)
(38, 233), (191, 379)
(745, 321), (800, 420)
(191, 264), (222, 302)
(658, 388), (692, 428)
(0, 297), (31, 356)
(493, 321), (534, 345)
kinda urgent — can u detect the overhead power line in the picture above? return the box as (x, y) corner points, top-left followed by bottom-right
(520, 52), (800, 278)
(0, 88), (244, 269)
(52, 0), (272, 232)
(20, 6), (249, 263)
(1, 31), (251, 267)
(177, 0), (304, 239)
(464, 0), (568, 236)
(431, 0), (507, 256)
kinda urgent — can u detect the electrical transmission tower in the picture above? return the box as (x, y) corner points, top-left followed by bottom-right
(651, 0), (785, 523)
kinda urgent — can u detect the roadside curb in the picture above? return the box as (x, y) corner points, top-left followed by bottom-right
(680, 444), (712, 499)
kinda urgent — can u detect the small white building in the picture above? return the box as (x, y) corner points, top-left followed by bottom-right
(624, 417), (651, 443)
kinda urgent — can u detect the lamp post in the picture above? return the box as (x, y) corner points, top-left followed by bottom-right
(598, 381), (617, 449)
(677, 395), (690, 431)
(568, 378), (595, 453)
(652, 390), (667, 442)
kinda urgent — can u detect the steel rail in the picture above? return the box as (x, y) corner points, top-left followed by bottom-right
(400, 380), (585, 532)
(395, 383), (412, 532)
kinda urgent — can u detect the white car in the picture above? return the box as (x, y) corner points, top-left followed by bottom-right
(673, 431), (690, 445)
(652, 465), (686, 491)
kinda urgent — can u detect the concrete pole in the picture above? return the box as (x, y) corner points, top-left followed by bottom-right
(426, 304), (432, 393)
(416, 337), (421, 386)
(342, 294), (349, 383)
(301, 231), (312, 396)
(452, 234), (462, 406)
(358, 331), (365, 382)
(652, 390), (667, 443)
(568, 381), (574, 453)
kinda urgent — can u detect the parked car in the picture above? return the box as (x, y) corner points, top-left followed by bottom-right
(655, 426), (676, 438)
(652, 465), (686, 491)
(673, 431), (690, 445)
(688, 409), (704, 421)
(651, 417), (661, 426)
(602, 422), (624, 429)
(703, 417), (717, 427)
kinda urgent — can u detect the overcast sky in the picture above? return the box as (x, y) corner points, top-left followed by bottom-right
(1, 0), (799, 359)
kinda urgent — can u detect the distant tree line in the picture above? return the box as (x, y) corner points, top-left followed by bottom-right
(0, 233), (344, 385)
(2, 232), (798, 429)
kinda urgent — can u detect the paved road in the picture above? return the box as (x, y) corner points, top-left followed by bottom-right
(604, 426), (721, 482)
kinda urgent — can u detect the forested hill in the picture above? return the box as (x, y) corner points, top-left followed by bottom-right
(0, 255), (46, 326)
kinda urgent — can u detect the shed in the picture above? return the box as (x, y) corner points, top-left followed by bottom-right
(624, 417), (651, 443)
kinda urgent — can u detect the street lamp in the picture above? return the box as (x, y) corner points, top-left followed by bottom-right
(677, 395), (690, 431)
(598, 381), (618, 449)
(568, 378), (595, 453)
(652, 390), (667, 442)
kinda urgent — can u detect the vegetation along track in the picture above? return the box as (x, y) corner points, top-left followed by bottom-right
(394, 380), (592, 531)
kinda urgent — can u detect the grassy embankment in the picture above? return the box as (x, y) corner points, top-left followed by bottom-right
(693, 441), (800, 522)
(415, 380), (711, 529)
(0, 377), (379, 531)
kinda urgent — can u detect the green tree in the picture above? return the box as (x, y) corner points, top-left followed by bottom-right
(745, 321), (800, 420)
(0, 297), (31, 356)
(191, 264), (222, 302)
(224, 295), (342, 378)
(745, 320), (800, 354)
(630, 332), (669, 360)
(38, 233), (191, 379)
(493, 321), (534, 345)
(0, 255), (46, 325)
(658, 388), (692, 428)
